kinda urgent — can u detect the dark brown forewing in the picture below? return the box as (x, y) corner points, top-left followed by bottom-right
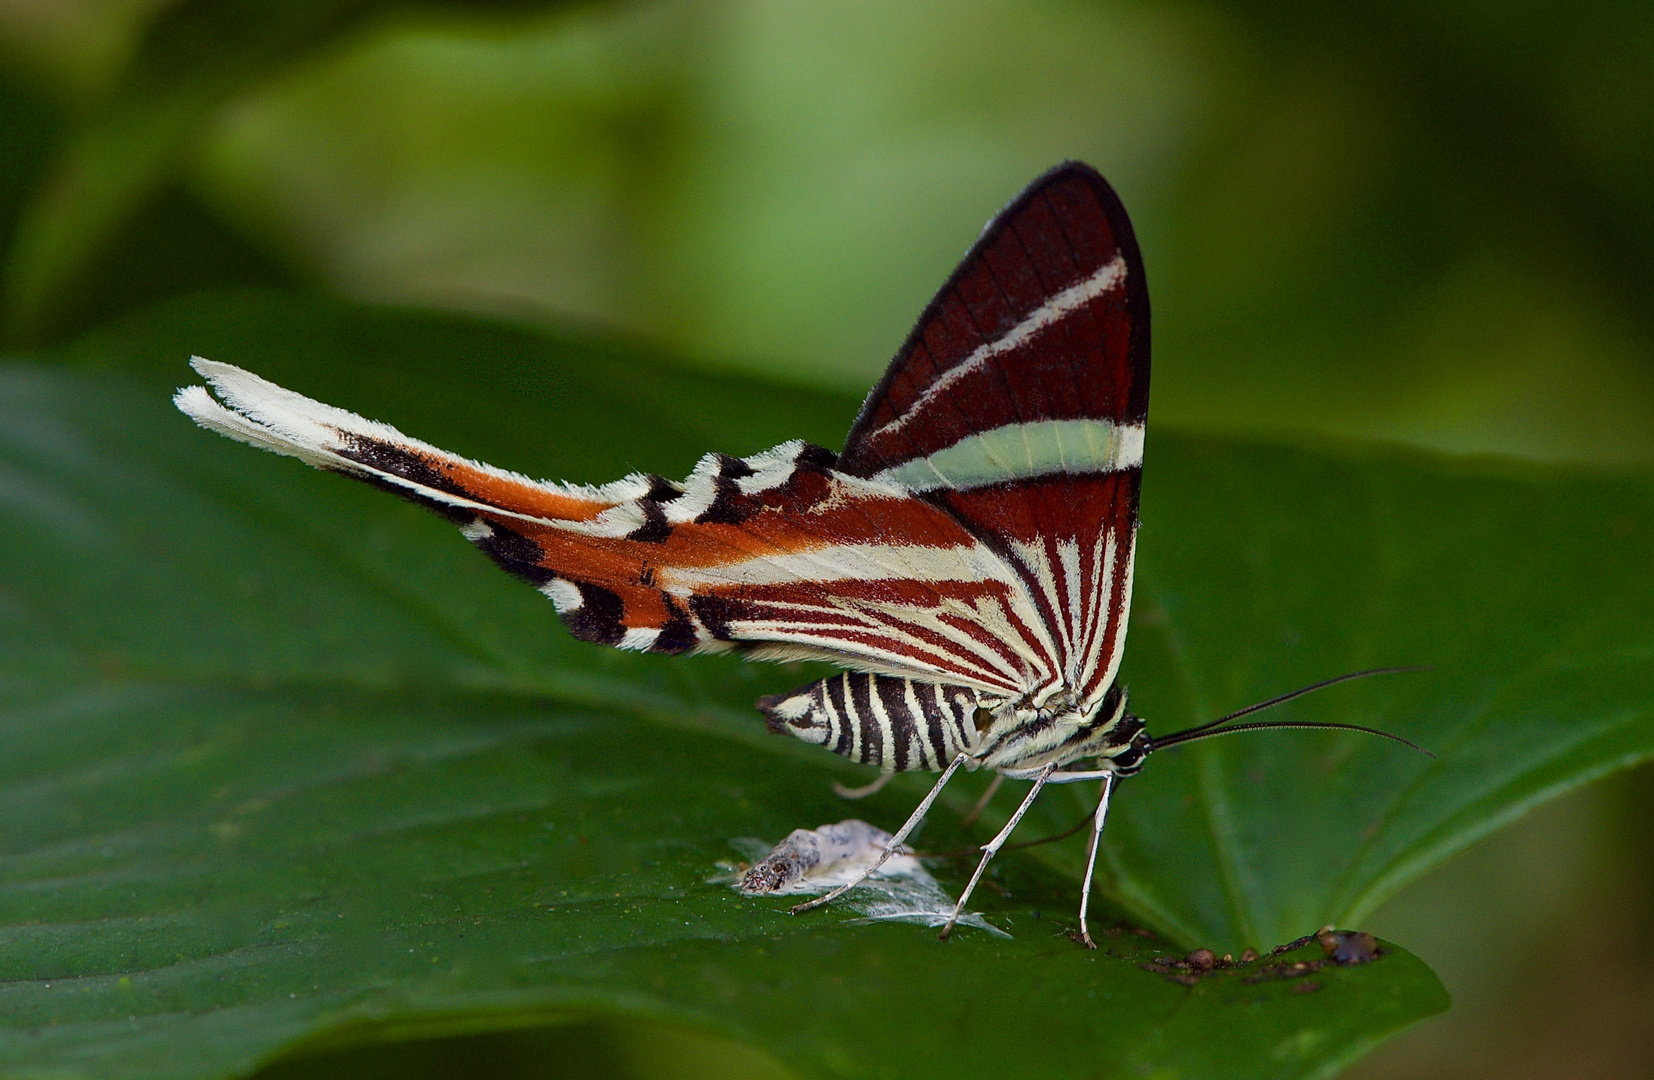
(837, 161), (1150, 478)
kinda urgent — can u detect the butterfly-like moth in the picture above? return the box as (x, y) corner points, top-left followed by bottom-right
(177, 162), (1421, 945)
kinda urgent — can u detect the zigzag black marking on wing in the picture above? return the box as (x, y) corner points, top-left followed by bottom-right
(653, 598), (701, 654)
(689, 593), (738, 642)
(644, 474), (684, 502)
(563, 581), (626, 646)
(692, 443), (840, 528)
(627, 499), (673, 543)
(618, 442), (841, 544)
(624, 474), (685, 543)
(471, 525), (556, 588)
(795, 443), (840, 470)
(695, 454), (758, 525)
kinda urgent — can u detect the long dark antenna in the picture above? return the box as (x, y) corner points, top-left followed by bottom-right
(1146, 666), (1434, 757)
(1150, 718), (1433, 756)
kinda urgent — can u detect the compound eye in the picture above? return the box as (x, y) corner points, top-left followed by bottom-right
(972, 707), (995, 735)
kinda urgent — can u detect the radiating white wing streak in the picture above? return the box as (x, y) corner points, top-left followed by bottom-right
(953, 589), (1059, 687)
(703, 548), (1061, 696)
(814, 580), (1058, 690)
(1059, 537), (1085, 686)
(713, 586), (1020, 680)
(962, 588), (1058, 678)
(871, 255), (1128, 440)
(861, 595), (1045, 690)
(719, 592), (1036, 694)
(1099, 536), (1137, 700)
(1074, 530), (1112, 687)
(690, 548), (1041, 690)
(1083, 533), (1115, 695)
(1079, 530), (1134, 710)
(660, 540), (1016, 592)
(1008, 538), (1073, 680)
(732, 609), (1014, 691)
(850, 598), (1032, 687)
(741, 626), (1015, 693)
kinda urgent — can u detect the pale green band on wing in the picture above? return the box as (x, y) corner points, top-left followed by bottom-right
(875, 418), (1145, 493)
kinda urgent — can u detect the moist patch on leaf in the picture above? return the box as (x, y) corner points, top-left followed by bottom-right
(722, 819), (1009, 938)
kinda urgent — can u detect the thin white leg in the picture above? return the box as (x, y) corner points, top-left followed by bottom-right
(957, 772), (1005, 828)
(792, 752), (971, 915)
(939, 763), (1056, 939)
(832, 771), (894, 800)
(1077, 771), (1116, 949)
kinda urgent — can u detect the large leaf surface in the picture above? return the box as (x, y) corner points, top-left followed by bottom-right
(10, 291), (1653, 1076)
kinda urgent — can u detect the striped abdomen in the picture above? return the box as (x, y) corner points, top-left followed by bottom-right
(757, 673), (982, 772)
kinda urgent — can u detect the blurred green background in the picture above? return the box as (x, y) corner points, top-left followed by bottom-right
(1, 0), (1649, 1076)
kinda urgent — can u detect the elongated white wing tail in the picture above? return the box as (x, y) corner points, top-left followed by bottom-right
(176, 357), (448, 482)
(173, 383), (314, 461)
(174, 357), (608, 525)
(181, 357), (408, 459)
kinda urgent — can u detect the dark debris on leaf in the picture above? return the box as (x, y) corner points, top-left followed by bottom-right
(1242, 958), (1329, 985)
(1141, 929), (1384, 987)
(1065, 922), (1152, 947)
(1270, 933), (1320, 956)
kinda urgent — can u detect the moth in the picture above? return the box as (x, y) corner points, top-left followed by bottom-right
(177, 162), (1417, 945)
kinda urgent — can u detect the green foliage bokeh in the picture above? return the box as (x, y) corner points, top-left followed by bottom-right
(1, 2), (1652, 1077)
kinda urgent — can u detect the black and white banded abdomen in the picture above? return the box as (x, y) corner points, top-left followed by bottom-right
(757, 672), (982, 772)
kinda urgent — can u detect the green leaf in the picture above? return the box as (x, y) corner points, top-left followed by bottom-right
(20, 289), (1654, 1076)
(1086, 438), (1654, 949)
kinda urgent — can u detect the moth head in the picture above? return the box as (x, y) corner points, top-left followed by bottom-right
(1067, 686), (1150, 774)
(976, 683), (1146, 772)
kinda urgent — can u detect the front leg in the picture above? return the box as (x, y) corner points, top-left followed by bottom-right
(1077, 771), (1116, 948)
(939, 763), (1056, 939)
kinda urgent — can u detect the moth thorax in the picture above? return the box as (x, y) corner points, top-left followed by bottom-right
(1056, 685), (1148, 772)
